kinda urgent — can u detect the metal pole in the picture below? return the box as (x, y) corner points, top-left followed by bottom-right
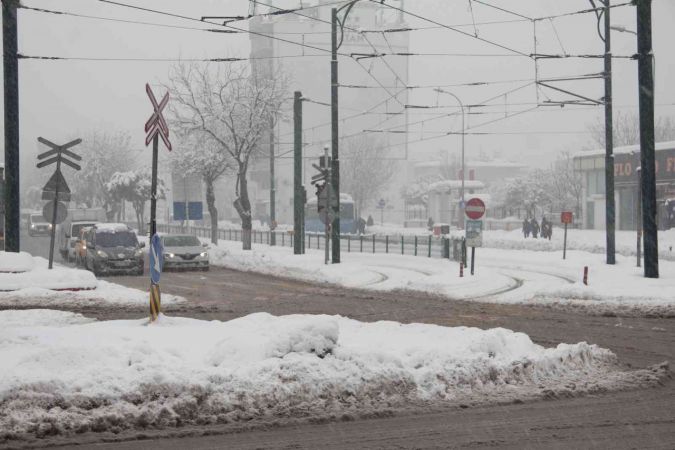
(563, 223), (568, 260)
(604, 0), (616, 265)
(636, 0), (658, 278)
(269, 115), (276, 246)
(331, 7), (341, 263)
(637, 167), (642, 267)
(47, 160), (61, 270)
(3, 0), (19, 252)
(293, 91), (303, 255)
(470, 247), (475, 275)
(324, 145), (330, 265)
(150, 135), (159, 237)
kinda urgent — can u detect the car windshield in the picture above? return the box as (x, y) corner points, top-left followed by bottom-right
(72, 223), (95, 237)
(95, 231), (138, 248)
(163, 235), (201, 247)
(30, 214), (47, 224)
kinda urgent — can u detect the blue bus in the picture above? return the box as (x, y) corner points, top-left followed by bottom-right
(305, 193), (356, 233)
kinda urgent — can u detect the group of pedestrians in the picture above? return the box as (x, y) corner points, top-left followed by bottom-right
(522, 216), (552, 240)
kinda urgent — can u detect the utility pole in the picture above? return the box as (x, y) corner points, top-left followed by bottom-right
(269, 115), (276, 245)
(3, 0), (20, 252)
(330, 7), (341, 263)
(293, 91), (304, 255)
(603, 0), (616, 264)
(636, 0), (658, 278)
(324, 145), (331, 265)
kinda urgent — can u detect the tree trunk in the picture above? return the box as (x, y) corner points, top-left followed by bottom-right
(233, 167), (252, 250)
(205, 178), (218, 244)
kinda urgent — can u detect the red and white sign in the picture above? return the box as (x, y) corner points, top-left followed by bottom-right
(561, 211), (574, 224)
(145, 83), (172, 151)
(464, 198), (486, 220)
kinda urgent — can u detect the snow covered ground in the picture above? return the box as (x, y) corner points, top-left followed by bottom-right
(208, 240), (675, 316)
(0, 309), (665, 440)
(0, 252), (184, 308)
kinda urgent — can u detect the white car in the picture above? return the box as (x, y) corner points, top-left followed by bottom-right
(160, 234), (209, 271)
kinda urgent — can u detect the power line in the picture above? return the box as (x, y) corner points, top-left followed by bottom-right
(17, 54), (329, 63)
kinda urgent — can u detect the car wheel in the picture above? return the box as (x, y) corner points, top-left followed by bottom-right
(202, 266), (210, 272)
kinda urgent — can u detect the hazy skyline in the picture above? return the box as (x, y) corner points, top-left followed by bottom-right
(4, 0), (675, 175)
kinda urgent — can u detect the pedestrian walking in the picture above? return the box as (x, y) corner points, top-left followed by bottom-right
(522, 218), (531, 238)
(531, 218), (540, 239)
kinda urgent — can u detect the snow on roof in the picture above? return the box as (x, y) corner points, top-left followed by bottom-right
(427, 179), (485, 192)
(574, 140), (675, 159)
(94, 223), (132, 233)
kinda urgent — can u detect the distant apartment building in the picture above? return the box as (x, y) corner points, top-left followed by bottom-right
(248, 0), (410, 225)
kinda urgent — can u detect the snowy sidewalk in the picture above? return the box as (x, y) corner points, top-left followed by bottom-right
(0, 309), (665, 440)
(207, 240), (675, 316)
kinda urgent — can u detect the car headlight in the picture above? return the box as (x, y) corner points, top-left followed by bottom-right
(135, 248), (144, 256)
(165, 253), (175, 258)
(200, 252), (208, 258)
(48, 224), (53, 229)
(30, 224), (35, 229)
(96, 250), (108, 258)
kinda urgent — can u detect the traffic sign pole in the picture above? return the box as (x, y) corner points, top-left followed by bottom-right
(563, 222), (568, 260)
(47, 157), (61, 270)
(150, 134), (158, 237)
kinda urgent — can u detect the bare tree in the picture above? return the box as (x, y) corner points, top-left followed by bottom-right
(340, 135), (396, 217)
(587, 111), (675, 148)
(165, 62), (287, 249)
(548, 151), (582, 217)
(171, 134), (231, 244)
(71, 131), (136, 219)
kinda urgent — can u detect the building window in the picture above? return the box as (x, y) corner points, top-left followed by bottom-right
(587, 170), (605, 195)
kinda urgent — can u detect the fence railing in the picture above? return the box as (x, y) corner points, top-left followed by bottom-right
(156, 224), (465, 262)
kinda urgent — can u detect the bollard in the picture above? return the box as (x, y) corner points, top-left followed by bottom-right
(308, 234), (311, 249)
(460, 261), (464, 277)
(372, 234), (376, 253)
(401, 236), (404, 254)
(360, 235), (363, 252)
(414, 236), (418, 256)
(282, 232), (285, 247)
(428, 235), (432, 257)
(583, 266), (588, 285)
(386, 235), (389, 253)
(348, 234), (351, 252)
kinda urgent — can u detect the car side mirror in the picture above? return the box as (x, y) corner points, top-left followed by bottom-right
(139, 242), (146, 248)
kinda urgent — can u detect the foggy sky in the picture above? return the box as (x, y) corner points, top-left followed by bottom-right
(3, 0), (675, 182)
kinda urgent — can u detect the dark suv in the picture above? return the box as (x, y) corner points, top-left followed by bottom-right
(84, 224), (145, 276)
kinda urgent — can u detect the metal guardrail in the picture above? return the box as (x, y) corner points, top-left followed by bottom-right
(156, 224), (465, 262)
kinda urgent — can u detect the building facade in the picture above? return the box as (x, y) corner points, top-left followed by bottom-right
(248, 0), (410, 226)
(574, 141), (675, 230)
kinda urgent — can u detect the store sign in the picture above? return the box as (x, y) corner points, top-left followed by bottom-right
(614, 148), (675, 183)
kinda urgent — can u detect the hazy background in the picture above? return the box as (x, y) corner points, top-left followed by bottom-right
(3, 0), (675, 176)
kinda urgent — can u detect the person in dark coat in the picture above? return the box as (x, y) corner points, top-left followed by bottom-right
(541, 216), (552, 240)
(531, 218), (540, 239)
(522, 218), (531, 238)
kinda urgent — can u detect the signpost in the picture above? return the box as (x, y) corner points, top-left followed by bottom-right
(464, 198), (485, 275)
(312, 149), (335, 264)
(561, 211), (573, 260)
(36, 137), (82, 269)
(145, 83), (171, 322)
(148, 234), (163, 320)
(376, 198), (386, 225)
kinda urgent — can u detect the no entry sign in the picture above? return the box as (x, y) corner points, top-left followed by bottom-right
(464, 198), (486, 220)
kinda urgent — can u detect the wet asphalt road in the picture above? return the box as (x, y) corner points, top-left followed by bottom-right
(8, 234), (675, 449)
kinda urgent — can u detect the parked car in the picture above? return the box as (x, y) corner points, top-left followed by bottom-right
(83, 223), (145, 276)
(28, 214), (51, 237)
(160, 234), (209, 271)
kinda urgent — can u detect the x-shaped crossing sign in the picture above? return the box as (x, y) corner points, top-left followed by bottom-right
(145, 83), (172, 151)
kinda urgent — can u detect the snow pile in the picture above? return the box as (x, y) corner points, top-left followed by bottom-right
(1, 310), (658, 441)
(0, 254), (97, 291)
(0, 251), (35, 273)
(0, 253), (184, 307)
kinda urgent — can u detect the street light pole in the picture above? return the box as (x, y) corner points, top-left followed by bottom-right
(603, 0), (616, 265)
(435, 89), (465, 228)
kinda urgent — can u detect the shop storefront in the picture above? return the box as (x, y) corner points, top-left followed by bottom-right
(574, 142), (675, 230)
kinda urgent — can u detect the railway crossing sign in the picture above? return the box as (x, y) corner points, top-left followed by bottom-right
(465, 197), (486, 220)
(36, 136), (82, 269)
(145, 83), (172, 151)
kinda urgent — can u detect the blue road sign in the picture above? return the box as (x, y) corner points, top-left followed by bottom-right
(149, 233), (163, 284)
(173, 201), (203, 221)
